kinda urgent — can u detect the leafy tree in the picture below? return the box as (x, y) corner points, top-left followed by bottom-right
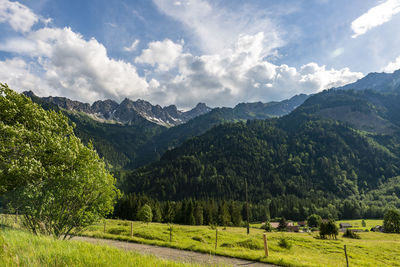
(1, 84), (119, 239)
(137, 204), (153, 223)
(163, 201), (175, 223)
(383, 209), (400, 233)
(319, 220), (338, 239)
(260, 221), (273, 232)
(307, 214), (322, 228)
(194, 203), (203, 225)
(278, 217), (288, 231)
(152, 202), (162, 222)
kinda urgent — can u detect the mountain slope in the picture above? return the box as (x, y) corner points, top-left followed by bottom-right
(124, 83), (400, 204)
(134, 94), (309, 167)
(336, 69), (400, 93)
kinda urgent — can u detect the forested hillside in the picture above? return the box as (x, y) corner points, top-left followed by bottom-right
(122, 87), (400, 220)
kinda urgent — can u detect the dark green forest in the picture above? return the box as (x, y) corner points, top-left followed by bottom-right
(121, 88), (400, 221)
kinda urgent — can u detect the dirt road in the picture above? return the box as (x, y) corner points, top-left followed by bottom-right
(71, 236), (278, 267)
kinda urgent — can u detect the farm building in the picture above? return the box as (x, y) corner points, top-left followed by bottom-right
(339, 223), (352, 229)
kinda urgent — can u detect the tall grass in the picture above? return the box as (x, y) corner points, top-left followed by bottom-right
(0, 228), (204, 267)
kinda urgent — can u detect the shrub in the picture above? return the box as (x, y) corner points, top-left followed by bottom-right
(343, 229), (360, 239)
(361, 219), (366, 228)
(278, 237), (292, 249)
(277, 217), (288, 231)
(260, 221), (273, 232)
(137, 204), (153, 223)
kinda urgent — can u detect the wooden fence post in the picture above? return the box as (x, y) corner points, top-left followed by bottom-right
(215, 228), (218, 251)
(263, 233), (269, 257)
(344, 244), (349, 267)
(130, 222), (133, 237)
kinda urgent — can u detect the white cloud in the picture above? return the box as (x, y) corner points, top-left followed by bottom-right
(0, 0), (39, 32)
(153, 0), (283, 56)
(0, 57), (55, 96)
(0, 0), (365, 109)
(135, 39), (183, 71)
(382, 56), (400, 73)
(32, 27), (150, 102)
(123, 39), (140, 52)
(351, 0), (400, 38)
(0, 27), (150, 103)
(149, 33), (363, 108)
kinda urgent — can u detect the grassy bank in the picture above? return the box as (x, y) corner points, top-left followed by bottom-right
(0, 227), (204, 267)
(81, 219), (400, 267)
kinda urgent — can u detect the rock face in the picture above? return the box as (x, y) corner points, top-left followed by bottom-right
(23, 91), (212, 127)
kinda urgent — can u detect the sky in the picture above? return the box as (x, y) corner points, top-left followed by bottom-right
(0, 0), (400, 109)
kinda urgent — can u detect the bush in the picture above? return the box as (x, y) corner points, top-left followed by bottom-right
(260, 221), (273, 232)
(343, 229), (360, 239)
(278, 237), (292, 249)
(137, 204), (153, 223)
(277, 217), (288, 231)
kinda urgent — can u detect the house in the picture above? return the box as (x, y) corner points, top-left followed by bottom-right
(340, 223), (352, 229)
(288, 225), (300, 232)
(371, 225), (383, 232)
(270, 222), (279, 229)
(287, 222), (294, 227)
(297, 221), (306, 227)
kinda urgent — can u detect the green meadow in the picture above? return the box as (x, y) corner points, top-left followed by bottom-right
(81, 219), (400, 267)
(0, 227), (205, 267)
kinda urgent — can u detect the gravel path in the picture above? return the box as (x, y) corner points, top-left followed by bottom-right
(71, 236), (278, 267)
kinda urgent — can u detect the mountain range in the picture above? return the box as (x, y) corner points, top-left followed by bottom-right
(25, 90), (308, 169)
(23, 91), (212, 127)
(23, 69), (400, 218)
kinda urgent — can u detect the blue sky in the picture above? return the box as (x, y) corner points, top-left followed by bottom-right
(0, 0), (400, 108)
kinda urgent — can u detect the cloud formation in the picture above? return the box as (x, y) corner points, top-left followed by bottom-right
(135, 39), (183, 71)
(0, 0), (38, 32)
(0, 0), (364, 109)
(148, 34), (363, 108)
(351, 0), (400, 38)
(382, 56), (400, 73)
(123, 39), (140, 52)
(0, 26), (150, 103)
(153, 0), (283, 56)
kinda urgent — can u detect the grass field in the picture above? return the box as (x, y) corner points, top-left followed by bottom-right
(81, 219), (400, 267)
(0, 227), (205, 267)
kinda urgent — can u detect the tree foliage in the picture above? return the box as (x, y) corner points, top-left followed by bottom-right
(383, 209), (400, 233)
(137, 204), (153, 223)
(307, 214), (322, 228)
(319, 220), (338, 239)
(0, 84), (119, 238)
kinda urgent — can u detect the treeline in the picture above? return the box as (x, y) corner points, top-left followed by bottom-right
(113, 193), (388, 225)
